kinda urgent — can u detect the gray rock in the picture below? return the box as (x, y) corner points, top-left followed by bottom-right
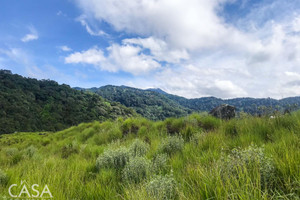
(209, 104), (236, 120)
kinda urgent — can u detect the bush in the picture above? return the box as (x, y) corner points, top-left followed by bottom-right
(220, 144), (275, 189)
(146, 174), (178, 200)
(159, 136), (184, 155)
(5, 148), (22, 165)
(129, 139), (150, 157)
(61, 142), (79, 159)
(24, 145), (37, 158)
(5, 148), (19, 157)
(122, 157), (150, 184)
(96, 147), (130, 170)
(151, 154), (168, 174)
(0, 169), (8, 186)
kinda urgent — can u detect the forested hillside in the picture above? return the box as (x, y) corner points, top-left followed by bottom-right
(80, 85), (300, 118)
(0, 70), (136, 134)
(80, 85), (191, 120)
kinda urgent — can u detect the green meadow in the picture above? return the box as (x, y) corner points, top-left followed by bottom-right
(0, 112), (299, 199)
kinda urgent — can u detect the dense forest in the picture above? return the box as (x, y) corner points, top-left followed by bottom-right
(76, 85), (191, 121)
(0, 70), (136, 134)
(80, 85), (300, 118)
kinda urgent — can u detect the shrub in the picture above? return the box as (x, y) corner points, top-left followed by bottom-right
(122, 157), (150, 184)
(151, 154), (168, 174)
(129, 139), (150, 157)
(220, 144), (275, 189)
(24, 145), (37, 158)
(96, 147), (130, 170)
(159, 136), (184, 155)
(146, 174), (178, 200)
(0, 169), (8, 186)
(61, 142), (79, 159)
(6, 148), (22, 165)
(5, 148), (18, 157)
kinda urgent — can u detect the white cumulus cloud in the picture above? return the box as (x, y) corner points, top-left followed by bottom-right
(72, 0), (300, 99)
(21, 26), (38, 42)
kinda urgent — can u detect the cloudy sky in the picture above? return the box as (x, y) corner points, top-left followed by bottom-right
(1, 0), (300, 99)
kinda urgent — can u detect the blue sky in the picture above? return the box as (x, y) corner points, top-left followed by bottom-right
(1, 0), (300, 99)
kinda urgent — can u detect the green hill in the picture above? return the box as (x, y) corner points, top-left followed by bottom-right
(82, 85), (191, 121)
(0, 112), (299, 199)
(0, 70), (136, 134)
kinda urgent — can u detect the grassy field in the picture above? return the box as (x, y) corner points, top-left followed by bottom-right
(0, 112), (299, 199)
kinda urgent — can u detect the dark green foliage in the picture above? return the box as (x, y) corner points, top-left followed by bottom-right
(78, 85), (300, 120)
(0, 70), (136, 134)
(82, 85), (191, 121)
(0, 169), (8, 186)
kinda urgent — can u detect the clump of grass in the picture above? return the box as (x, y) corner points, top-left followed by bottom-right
(0, 169), (8, 186)
(159, 136), (184, 155)
(121, 118), (141, 135)
(220, 144), (276, 190)
(151, 153), (168, 174)
(223, 119), (238, 136)
(5, 147), (22, 165)
(146, 174), (178, 200)
(129, 139), (150, 157)
(80, 127), (97, 142)
(91, 121), (123, 145)
(5, 147), (18, 157)
(122, 157), (150, 184)
(165, 118), (185, 135)
(61, 142), (79, 159)
(200, 115), (221, 131)
(24, 145), (37, 158)
(96, 147), (130, 170)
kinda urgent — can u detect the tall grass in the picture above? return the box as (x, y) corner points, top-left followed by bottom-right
(0, 112), (299, 199)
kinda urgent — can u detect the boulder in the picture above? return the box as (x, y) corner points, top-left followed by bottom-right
(209, 104), (236, 120)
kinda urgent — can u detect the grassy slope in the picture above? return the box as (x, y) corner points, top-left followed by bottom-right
(0, 113), (299, 200)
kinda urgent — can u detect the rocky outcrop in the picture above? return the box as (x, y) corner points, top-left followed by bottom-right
(209, 104), (236, 120)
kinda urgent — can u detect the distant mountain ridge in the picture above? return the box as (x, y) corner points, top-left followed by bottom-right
(82, 85), (191, 120)
(77, 85), (300, 119)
